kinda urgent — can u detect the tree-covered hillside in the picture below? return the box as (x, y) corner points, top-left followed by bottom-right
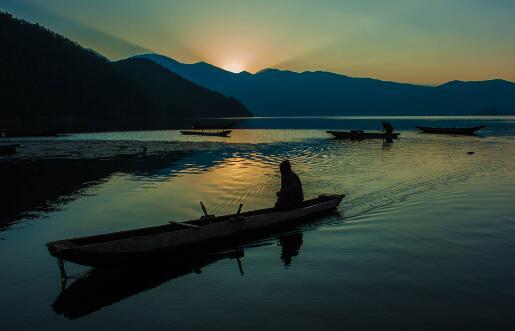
(0, 12), (250, 132)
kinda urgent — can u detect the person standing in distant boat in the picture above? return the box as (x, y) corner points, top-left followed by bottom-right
(382, 121), (394, 135)
(275, 160), (304, 210)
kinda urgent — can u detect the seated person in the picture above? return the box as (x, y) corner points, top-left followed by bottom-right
(275, 160), (304, 210)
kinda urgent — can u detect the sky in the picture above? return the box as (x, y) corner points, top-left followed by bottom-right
(1, 0), (515, 84)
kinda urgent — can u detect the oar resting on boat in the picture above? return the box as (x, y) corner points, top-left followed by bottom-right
(46, 194), (344, 268)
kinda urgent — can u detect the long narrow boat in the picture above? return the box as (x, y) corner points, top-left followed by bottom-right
(180, 130), (231, 137)
(327, 130), (400, 140)
(0, 144), (20, 155)
(47, 194), (344, 267)
(416, 125), (486, 135)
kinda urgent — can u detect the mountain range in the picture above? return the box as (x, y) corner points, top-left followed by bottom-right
(0, 12), (250, 132)
(114, 58), (249, 119)
(139, 54), (515, 116)
(1, 9), (514, 135)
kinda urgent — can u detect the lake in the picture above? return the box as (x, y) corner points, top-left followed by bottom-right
(1, 116), (515, 330)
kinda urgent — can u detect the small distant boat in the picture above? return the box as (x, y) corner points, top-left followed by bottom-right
(326, 130), (400, 140)
(46, 194), (344, 267)
(416, 125), (486, 135)
(180, 129), (232, 137)
(0, 144), (20, 155)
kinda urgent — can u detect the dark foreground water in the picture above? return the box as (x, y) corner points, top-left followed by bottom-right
(1, 117), (515, 330)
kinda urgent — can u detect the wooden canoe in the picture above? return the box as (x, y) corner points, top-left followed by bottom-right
(180, 130), (231, 137)
(47, 194), (344, 267)
(416, 125), (486, 135)
(327, 130), (400, 140)
(0, 144), (20, 155)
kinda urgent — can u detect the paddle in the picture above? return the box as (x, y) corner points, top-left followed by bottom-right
(200, 202), (209, 216)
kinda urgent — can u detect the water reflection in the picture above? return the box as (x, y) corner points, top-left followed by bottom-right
(2, 119), (515, 329)
(1, 137), (353, 230)
(0, 152), (193, 229)
(51, 216), (338, 320)
(52, 235), (309, 320)
(52, 249), (245, 320)
(278, 233), (304, 267)
(2, 128), (503, 231)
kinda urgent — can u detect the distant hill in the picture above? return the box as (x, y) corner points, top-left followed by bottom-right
(140, 54), (515, 116)
(0, 12), (250, 132)
(473, 109), (514, 116)
(114, 58), (250, 119)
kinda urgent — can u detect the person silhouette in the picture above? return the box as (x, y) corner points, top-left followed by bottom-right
(275, 160), (304, 210)
(382, 121), (394, 135)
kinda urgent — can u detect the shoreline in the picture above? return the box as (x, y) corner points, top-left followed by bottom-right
(0, 139), (230, 160)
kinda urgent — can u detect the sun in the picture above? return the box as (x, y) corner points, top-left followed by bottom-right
(222, 62), (245, 73)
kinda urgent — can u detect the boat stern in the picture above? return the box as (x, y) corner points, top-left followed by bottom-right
(46, 240), (75, 259)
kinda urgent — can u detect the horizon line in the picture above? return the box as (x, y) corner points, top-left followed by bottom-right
(133, 53), (515, 87)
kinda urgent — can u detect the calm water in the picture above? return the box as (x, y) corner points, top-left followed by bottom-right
(1, 117), (515, 330)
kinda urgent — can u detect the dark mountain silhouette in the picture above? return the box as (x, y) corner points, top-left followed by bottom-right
(114, 58), (250, 119)
(140, 54), (515, 116)
(0, 12), (250, 132)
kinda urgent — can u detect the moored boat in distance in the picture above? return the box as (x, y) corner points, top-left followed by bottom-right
(326, 130), (400, 140)
(0, 143), (20, 155)
(416, 125), (486, 135)
(47, 194), (344, 267)
(180, 129), (232, 137)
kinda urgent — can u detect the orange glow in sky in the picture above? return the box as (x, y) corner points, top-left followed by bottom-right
(222, 62), (245, 73)
(3, 0), (515, 84)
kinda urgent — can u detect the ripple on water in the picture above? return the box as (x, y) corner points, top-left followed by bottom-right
(2, 122), (515, 330)
(110, 132), (515, 230)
